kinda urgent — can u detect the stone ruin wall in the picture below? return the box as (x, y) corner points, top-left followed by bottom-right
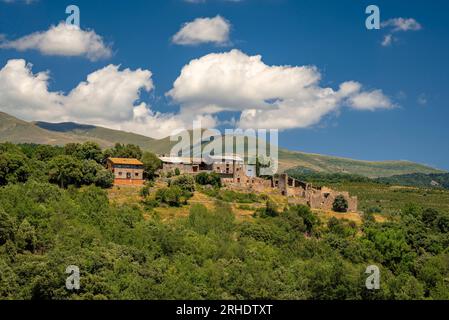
(277, 174), (358, 212)
(160, 160), (358, 212)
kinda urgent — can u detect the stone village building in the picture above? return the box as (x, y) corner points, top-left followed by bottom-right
(158, 154), (358, 212)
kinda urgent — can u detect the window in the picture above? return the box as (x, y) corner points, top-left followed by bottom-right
(135, 172), (139, 177)
(118, 172), (122, 176)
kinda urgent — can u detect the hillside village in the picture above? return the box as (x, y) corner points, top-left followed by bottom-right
(106, 153), (358, 213)
(2, 140), (449, 300)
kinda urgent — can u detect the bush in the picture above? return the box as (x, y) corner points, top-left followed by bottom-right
(256, 199), (279, 217)
(142, 198), (160, 209)
(140, 185), (150, 198)
(195, 172), (222, 188)
(366, 206), (382, 214)
(156, 186), (185, 207)
(213, 190), (260, 203)
(170, 174), (195, 193)
(333, 195), (349, 213)
(285, 205), (320, 234)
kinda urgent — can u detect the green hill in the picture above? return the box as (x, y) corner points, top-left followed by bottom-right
(376, 173), (449, 189)
(280, 149), (444, 178)
(34, 121), (172, 154)
(0, 111), (99, 146)
(0, 111), (444, 178)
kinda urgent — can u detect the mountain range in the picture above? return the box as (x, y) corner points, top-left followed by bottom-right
(0, 111), (444, 178)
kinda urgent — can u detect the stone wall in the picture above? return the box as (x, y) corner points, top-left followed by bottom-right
(274, 174), (358, 212)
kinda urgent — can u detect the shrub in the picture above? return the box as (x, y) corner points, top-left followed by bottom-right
(259, 199), (279, 217)
(170, 174), (195, 193)
(140, 185), (150, 198)
(156, 186), (186, 207)
(174, 168), (181, 176)
(217, 190), (260, 203)
(366, 206), (382, 214)
(333, 195), (349, 213)
(142, 198), (160, 209)
(286, 205), (320, 234)
(195, 172), (222, 188)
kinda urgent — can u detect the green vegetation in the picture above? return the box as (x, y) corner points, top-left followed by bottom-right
(199, 187), (263, 204)
(1, 141), (449, 300)
(333, 195), (349, 213)
(376, 173), (449, 190)
(195, 172), (222, 188)
(1, 180), (447, 299)
(169, 174), (196, 193)
(285, 170), (372, 186)
(281, 150), (443, 178)
(156, 186), (186, 207)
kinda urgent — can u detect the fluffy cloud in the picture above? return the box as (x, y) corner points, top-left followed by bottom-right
(168, 50), (393, 130)
(382, 18), (422, 32)
(0, 59), (207, 139)
(0, 22), (112, 61)
(382, 34), (393, 47)
(0, 50), (393, 139)
(381, 17), (422, 47)
(172, 16), (231, 45)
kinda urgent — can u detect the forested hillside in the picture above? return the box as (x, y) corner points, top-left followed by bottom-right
(1, 142), (449, 299)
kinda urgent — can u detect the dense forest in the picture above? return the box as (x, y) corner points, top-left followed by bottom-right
(1, 142), (449, 300)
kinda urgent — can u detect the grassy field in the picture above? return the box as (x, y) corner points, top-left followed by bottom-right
(327, 182), (449, 216)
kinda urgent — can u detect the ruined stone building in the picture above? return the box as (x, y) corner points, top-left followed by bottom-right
(275, 174), (358, 212)
(158, 155), (358, 212)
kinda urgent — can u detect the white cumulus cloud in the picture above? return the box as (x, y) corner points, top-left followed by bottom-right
(167, 49), (394, 130)
(381, 17), (422, 47)
(172, 15), (231, 45)
(0, 59), (207, 139)
(0, 50), (394, 139)
(0, 22), (112, 61)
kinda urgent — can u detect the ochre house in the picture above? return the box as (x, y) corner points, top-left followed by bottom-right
(106, 158), (144, 186)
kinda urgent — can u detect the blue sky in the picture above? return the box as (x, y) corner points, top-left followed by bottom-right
(0, 0), (448, 170)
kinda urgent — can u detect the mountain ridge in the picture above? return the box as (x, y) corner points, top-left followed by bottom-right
(0, 111), (444, 178)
